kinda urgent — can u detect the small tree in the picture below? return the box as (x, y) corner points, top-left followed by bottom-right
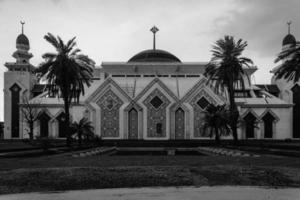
(201, 104), (231, 145)
(71, 117), (94, 147)
(20, 96), (40, 141)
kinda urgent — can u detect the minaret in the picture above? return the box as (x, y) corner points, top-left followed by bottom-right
(3, 21), (37, 139)
(282, 21), (296, 51)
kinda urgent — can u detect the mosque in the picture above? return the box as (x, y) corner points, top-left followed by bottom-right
(3, 24), (299, 140)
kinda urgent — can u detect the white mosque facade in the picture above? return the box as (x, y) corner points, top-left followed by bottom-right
(3, 27), (299, 140)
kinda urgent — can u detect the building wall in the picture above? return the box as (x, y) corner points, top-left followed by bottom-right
(12, 76), (294, 140)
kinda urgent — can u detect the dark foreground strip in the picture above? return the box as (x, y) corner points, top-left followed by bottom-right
(0, 165), (298, 194)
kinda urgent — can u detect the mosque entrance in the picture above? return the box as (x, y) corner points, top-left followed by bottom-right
(128, 108), (138, 139)
(292, 85), (300, 138)
(175, 108), (185, 139)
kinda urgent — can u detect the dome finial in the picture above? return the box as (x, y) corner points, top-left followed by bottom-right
(20, 20), (25, 34)
(150, 26), (159, 50)
(287, 20), (292, 34)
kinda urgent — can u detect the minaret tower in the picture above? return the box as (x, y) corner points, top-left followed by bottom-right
(3, 22), (37, 139)
(282, 21), (296, 51)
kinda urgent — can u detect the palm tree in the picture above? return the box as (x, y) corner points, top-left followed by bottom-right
(35, 33), (95, 147)
(205, 35), (253, 144)
(274, 42), (300, 82)
(201, 104), (231, 144)
(71, 117), (94, 147)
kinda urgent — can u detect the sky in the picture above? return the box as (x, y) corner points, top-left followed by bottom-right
(0, 0), (300, 121)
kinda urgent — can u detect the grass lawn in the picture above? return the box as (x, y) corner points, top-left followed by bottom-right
(0, 153), (300, 194)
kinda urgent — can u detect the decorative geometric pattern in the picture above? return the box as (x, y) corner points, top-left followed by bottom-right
(128, 108), (138, 139)
(197, 97), (210, 110)
(150, 96), (163, 109)
(97, 90), (123, 137)
(175, 108), (185, 139)
(190, 90), (217, 137)
(143, 89), (171, 137)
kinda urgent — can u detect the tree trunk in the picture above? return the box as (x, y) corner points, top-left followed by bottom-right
(64, 100), (71, 147)
(228, 82), (239, 145)
(29, 122), (34, 141)
(215, 128), (220, 145)
(78, 131), (82, 148)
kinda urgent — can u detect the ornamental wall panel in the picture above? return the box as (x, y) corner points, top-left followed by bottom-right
(97, 90), (123, 137)
(190, 89), (217, 137)
(143, 89), (171, 138)
(175, 107), (185, 139)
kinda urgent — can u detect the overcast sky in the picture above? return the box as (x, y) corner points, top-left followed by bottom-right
(0, 0), (299, 121)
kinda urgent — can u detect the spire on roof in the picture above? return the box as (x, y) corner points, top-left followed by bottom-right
(150, 26), (159, 50)
(20, 20), (25, 34)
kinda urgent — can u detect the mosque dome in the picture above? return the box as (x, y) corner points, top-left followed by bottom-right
(282, 33), (296, 46)
(128, 49), (181, 62)
(16, 34), (29, 46)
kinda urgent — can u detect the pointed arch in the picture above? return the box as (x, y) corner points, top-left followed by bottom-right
(134, 78), (179, 102)
(242, 110), (259, 139)
(124, 101), (143, 139)
(85, 77), (132, 104)
(128, 108), (138, 139)
(37, 110), (52, 137)
(260, 109), (279, 139)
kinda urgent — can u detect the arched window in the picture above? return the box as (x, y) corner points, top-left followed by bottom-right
(244, 112), (257, 139)
(39, 112), (51, 137)
(262, 112), (276, 138)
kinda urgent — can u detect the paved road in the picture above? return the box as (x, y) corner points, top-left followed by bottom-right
(1, 186), (300, 200)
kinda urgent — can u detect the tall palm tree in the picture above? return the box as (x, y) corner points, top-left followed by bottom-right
(71, 117), (94, 147)
(201, 104), (231, 144)
(205, 35), (253, 144)
(274, 42), (300, 82)
(35, 33), (95, 146)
